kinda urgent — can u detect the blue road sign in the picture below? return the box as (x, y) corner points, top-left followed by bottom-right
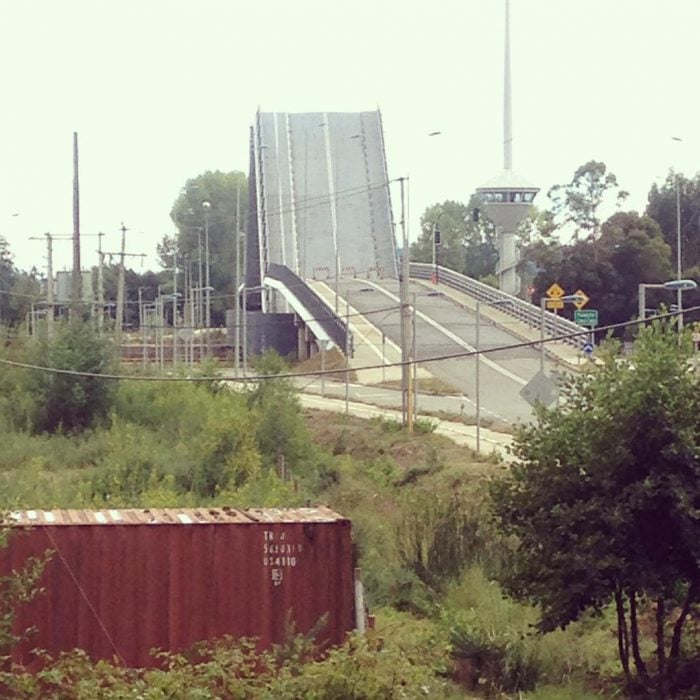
(583, 342), (594, 356)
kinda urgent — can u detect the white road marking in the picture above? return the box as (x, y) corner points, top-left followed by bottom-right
(310, 280), (402, 364)
(361, 280), (527, 387)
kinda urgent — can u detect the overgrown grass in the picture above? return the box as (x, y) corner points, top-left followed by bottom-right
(440, 566), (622, 694)
(0, 344), (636, 696)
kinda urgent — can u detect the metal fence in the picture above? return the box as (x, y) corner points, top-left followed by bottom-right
(409, 263), (586, 349)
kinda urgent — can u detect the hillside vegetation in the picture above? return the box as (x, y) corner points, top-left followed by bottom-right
(0, 323), (696, 698)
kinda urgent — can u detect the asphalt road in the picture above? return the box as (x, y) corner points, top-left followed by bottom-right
(337, 277), (562, 425)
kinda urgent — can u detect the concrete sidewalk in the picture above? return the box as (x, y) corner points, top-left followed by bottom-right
(299, 392), (513, 460)
(415, 279), (590, 372)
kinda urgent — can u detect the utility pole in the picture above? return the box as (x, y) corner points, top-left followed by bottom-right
(115, 223), (127, 349)
(71, 132), (82, 320)
(398, 177), (413, 432)
(412, 291), (418, 422)
(33, 230), (101, 332)
(345, 290), (351, 416)
(242, 206), (248, 376)
(676, 171), (683, 329)
(102, 242), (144, 355)
(197, 227), (203, 329)
(172, 253), (178, 365)
(138, 287), (146, 367)
(235, 186), (241, 377)
(29, 233), (55, 338)
(97, 232), (105, 332)
(183, 253), (191, 366)
(203, 201), (211, 328)
(45, 233), (54, 339)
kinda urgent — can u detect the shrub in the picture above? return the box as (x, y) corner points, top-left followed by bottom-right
(25, 322), (116, 434)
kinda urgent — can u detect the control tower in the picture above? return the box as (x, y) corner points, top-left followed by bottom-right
(476, 0), (538, 296)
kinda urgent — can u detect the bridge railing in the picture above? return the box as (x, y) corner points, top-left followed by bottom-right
(409, 263), (586, 349)
(266, 263), (352, 354)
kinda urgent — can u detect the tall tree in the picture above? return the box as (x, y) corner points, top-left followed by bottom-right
(491, 323), (700, 697)
(646, 171), (700, 275)
(411, 198), (498, 281)
(167, 171), (248, 325)
(548, 161), (628, 240)
(0, 238), (41, 327)
(527, 211), (672, 330)
(0, 237), (17, 325)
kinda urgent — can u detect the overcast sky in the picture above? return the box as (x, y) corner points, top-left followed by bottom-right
(2, 0), (700, 274)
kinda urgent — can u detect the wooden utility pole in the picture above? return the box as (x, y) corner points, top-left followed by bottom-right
(71, 132), (82, 320)
(46, 233), (54, 338)
(115, 223), (127, 349)
(235, 185), (241, 377)
(97, 233), (105, 332)
(398, 177), (413, 432)
(29, 233), (55, 337)
(172, 253), (178, 365)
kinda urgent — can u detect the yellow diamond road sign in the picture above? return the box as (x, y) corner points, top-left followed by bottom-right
(573, 289), (589, 310)
(546, 282), (565, 299)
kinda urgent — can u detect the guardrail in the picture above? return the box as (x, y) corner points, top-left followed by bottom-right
(266, 263), (352, 354)
(409, 263), (586, 349)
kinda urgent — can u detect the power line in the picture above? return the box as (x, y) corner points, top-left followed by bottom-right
(1, 306), (695, 383)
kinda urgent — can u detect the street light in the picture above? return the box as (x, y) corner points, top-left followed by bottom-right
(202, 201), (212, 329)
(672, 137), (683, 318)
(475, 298), (511, 453)
(638, 279), (697, 329)
(432, 222), (441, 284)
(539, 294), (584, 372)
(329, 131), (361, 313)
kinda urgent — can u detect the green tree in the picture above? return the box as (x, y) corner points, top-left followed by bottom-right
(0, 238), (15, 323)
(491, 324), (700, 696)
(167, 170), (248, 325)
(526, 211), (672, 330)
(0, 238), (41, 327)
(411, 198), (497, 281)
(247, 351), (313, 477)
(26, 322), (116, 434)
(548, 161), (628, 240)
(646, 170), (700, 275)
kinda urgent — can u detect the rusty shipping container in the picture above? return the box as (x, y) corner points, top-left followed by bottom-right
(0, 507), (354, 668)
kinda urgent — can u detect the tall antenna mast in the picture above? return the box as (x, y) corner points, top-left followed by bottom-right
(503, 0), (513, 171)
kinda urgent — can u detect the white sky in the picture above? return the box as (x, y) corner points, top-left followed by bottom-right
(2, 0), (700, 274)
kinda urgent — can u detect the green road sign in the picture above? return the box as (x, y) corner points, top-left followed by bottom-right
(575, 309), (598, 327)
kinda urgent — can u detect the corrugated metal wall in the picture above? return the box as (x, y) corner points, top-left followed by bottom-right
(0, 508), (354, 668)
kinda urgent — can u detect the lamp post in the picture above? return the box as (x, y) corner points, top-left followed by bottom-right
(475, 298), (511, 453)
(138, 286), (147, 367)
(195, 226), (203, 329)
(432, 222), (441, 284)
(397, 176), (413, 431)
(327, 131), (361, 312)
(235, 184), (242, 377)
(202, 200), (211, 329)
(638, 279), (697, 329)
(539, 294), (585, 372)
(672, 137), (683, 320)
